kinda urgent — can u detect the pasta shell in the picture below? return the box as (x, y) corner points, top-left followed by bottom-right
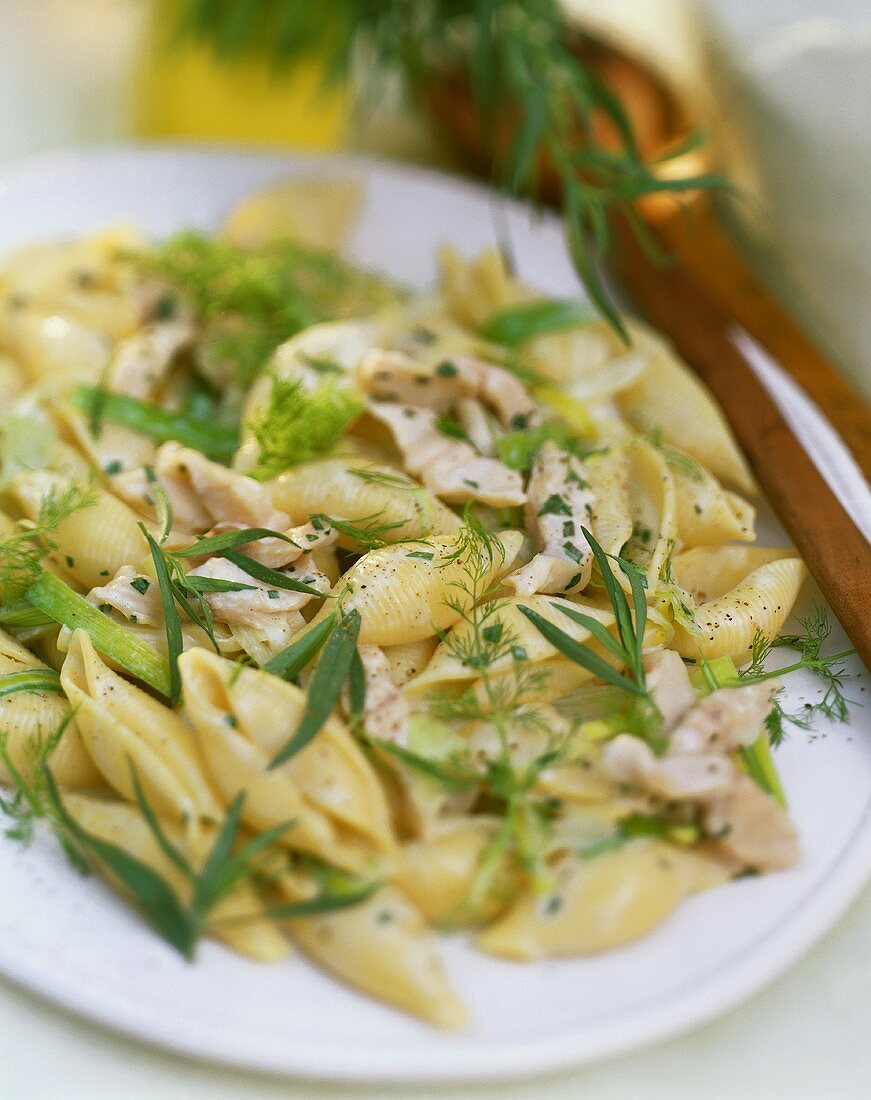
(667, 447), (756, 547)
(0, 628), (98, 788)
(617, 321), (755, 495)
(179, 649), (395, 867)
(395, 817), (511, 925)
(9, 471), (147, 589)
(672, 555), (807, 661)
(586, 448), (633, 557)
(269, 458), (460, 547)
(673, 545), (799, 604)
(235, 319), (382, 473)
(285, 883), (467, 1028)
(60, 631), (219, 823)
(307, 530), (524, 647)
(406, 595), (617, 694)
(62, 792), (289, 961)
(477, 840), (727, 960)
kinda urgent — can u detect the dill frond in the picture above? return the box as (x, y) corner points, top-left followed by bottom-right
(739, 607), (856, 747)
(248, 376), (363, 480)
(0, 479), (98, 601)
(136, 232), (402, 387)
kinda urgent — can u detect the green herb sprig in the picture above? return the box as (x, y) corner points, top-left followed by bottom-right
(74, 386), (239, 463)
(0, 480), (98, 602)
(269, 609), (362, 768)
(248, 376), (363, 480)
(177, 0), (727, 336)
(519, 527), (665, 751)
(738, 607), (855, 747)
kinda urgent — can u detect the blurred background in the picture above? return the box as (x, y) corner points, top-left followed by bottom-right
(0, 0), (868, 396)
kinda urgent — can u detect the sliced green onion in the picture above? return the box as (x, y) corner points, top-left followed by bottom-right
(25, 572), (172, 699)
(740, 733), (786, 808)
(0, 668), (63, 699)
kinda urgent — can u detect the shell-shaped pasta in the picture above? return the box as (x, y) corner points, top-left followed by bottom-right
(286, 884), (467, 1027)
(62, 792), (289, 961)
(406, 595), (617, 694)
(477, 840), (728, 960)
(382, 638), (438, 686)
(673, 545), (799, 604)
(60, 631), (219, 823)
(0, 351), (24, 399)
(179, 649), (395, 868)
(617, 322), (755, 495)
(0, 302), (110, 387)
(9, 471), (146, 589)
(307, 530), (524, 647)
(0, 230), (145, 339)
(624, 439), (677, 583)
(586, 448), (633, 557)
(269, 458), (460, 547)
(52, 403), (157, 476)
(525, 319), (623, 391)
(396, 818), (510, 925)
(0, 628), (98, 788)
(221, 175), (363, 251)
(672, 556), (807, 662)
(438, 245), (527, 329)
(668, 449), (756, 547)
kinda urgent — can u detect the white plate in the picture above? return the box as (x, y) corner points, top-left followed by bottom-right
(0, 146), (868, 1084)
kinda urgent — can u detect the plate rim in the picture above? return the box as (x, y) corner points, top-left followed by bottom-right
(0, 142), (869, 1084)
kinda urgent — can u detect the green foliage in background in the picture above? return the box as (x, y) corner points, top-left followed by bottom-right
(176, 0), (726, 336)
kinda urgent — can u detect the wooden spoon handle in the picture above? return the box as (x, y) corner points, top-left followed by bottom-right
(610, 218), (871, 670)
(654, 211), (871, 482)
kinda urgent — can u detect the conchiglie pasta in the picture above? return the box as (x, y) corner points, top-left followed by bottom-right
(0, 302), (110, 388)
(673, 545), (799, 604)
(60, 631), (219, 824)
(8, 470), (146, 589)
(622, 438), (676, 583)
(672, 555), (807, 661)
(0, 628), (99, 788)
(406, 595), (618, 695)
(616, 321), (755, 495)
(477, 841), (728, 960)
(52, 402), (157, 476)
(438, 245), (527, 329)
(284, 882), (466, 1028)
(586, 448), (633, 557)
(396, 818), (512, 925)
(667, 449), (756, 547)
(62, 792), (289, 961)
(269, 458), (460, 547)
(307, 530), (523, 647)
(179, 648), (395, 869)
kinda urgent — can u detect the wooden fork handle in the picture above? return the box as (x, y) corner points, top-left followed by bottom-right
(610, 216), (871, 670)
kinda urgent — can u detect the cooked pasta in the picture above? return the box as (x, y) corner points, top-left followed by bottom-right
(1, 193), (841, 1030)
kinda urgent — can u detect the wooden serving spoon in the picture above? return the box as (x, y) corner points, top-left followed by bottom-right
(422, 35), (871, 669)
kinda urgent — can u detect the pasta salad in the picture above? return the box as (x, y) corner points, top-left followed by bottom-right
(0, 183), (852, 1027)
